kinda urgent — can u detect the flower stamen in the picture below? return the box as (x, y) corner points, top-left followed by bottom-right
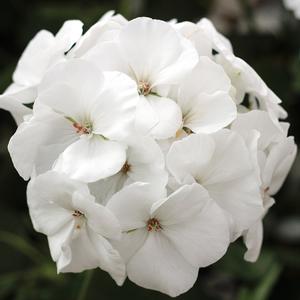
(73, 122), (92, 135)
(147, 218), (162, 232)
(72, 210), (84, 217)
(138, 81), (151, 96)
(121, 161), (131, 174)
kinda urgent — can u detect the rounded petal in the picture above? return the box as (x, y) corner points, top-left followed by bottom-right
(38, 59), (105, 117)
(53, 136), (127, 183)
(107, 183), (162, 231)
(112, 228), (148, 263)
(181, 91), (237, 134)
(263, 136), (297, 195)
(72, 191), (121, 240)
(13, 30), (55, 86)
(8, 105), (77, 180)
(152, 184), (230, 267)
(142, 95), (182, 140)
(127, 233), (198, 297)
(178, 57), (231, 100)
(231, 111), (284, 151)
(0, 95), (32, 125)
(91, 71), (139, 140)
(54, 20), (83, 52)
(166, 133), (215, 183)
(27, 171), (89, 235)
(134, 95), (159, 136)
(118, 17), (198, 85)
(126, 135), (168, 188)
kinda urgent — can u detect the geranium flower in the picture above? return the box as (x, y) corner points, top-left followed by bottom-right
(231, 111), (297, 261)
(0, 20), (83, 124)
(166, 130), (264, 239)
(89, 135), (168, 204)
(83, 17), (199, 139)
(8, 60), (139, 182)
(107, 182), (230, 297)
(27, 171), (125, 284)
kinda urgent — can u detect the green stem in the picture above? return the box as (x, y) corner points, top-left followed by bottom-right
(77, 270), (94, 300)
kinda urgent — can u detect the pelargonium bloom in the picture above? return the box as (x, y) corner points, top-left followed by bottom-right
(0, 20), (83, 124)
(84, 17), (199, 139)
(8, 59), (139, 182)
(27, 171), (125, 284)
(107, 182), (230, 297)
(167, 130), (264, 239)
(231, 111), (297, 261)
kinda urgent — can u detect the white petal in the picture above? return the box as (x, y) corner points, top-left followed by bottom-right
(178, 57), (231, 100)
(88, 230), (126, 286)
(54, 20), (83, 52)
(107, 183), (165, 231)
(180, 91), (237, 134)
(0, 95), (31, 125)
(72, 191), (121, 240)
(197, 18), (233, 58)
(231, 111), (283, 151)
(112, 228), (148, 263)
(57, 226), (101, 273)
(166, 134), (215, 183)
(83, 41), (133, 76)
(13, 30), (55, 86)
(4, 83), (37, 104)
(167, 130), (264, 234)
(91, 71), (139, 140)
(263, 136), (297, 195)
(54, 136), (126, 183)
(8, 105), (77, 180)
(38, 59), (104, 118)
(126, 135), (168, 188)
(27, 171), (89, 235)
(127, 233), (198, 297)
(144, 94), (182, 140)
(48, 221), (75, 269)
(243, 220), (263, 262)
(119, 17), (197, 84)
(134, 95), (159, 136)
(152, 184), (230, 267)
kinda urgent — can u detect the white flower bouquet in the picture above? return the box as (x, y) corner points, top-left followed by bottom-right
(0, 11), (297, 297)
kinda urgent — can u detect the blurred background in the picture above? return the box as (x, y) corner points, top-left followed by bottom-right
(0, 0), (300, 299)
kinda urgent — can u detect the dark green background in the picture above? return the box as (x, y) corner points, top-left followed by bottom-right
(0, 0), (300, 299)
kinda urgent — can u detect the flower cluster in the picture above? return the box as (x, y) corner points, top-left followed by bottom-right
(0, 11), (297, 297)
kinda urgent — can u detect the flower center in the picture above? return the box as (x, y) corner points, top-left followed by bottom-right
(147, 218), (162, 232)
(72, 122), (93, 135)
(121, 161), (131, 174)
(138, 81), (151, 96)
(72, 210), (85, 229)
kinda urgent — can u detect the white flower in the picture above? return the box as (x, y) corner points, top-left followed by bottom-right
(215, 54), (287, 120)
(69, 11), (127, 58)
(231, 111), (297, 261)
(175, 57), (237, 134)
(84, 17), (199, 139)
(166, 130), (264, 239)
(89, 135), (168, 204)
(284, 0), (300, 19)
(0, 20), (83, 124)
(27, 171), (125, 284)
(191, 18), (287, 120)
(107, 182), (230, 297)
(8, 59), (139, 182)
